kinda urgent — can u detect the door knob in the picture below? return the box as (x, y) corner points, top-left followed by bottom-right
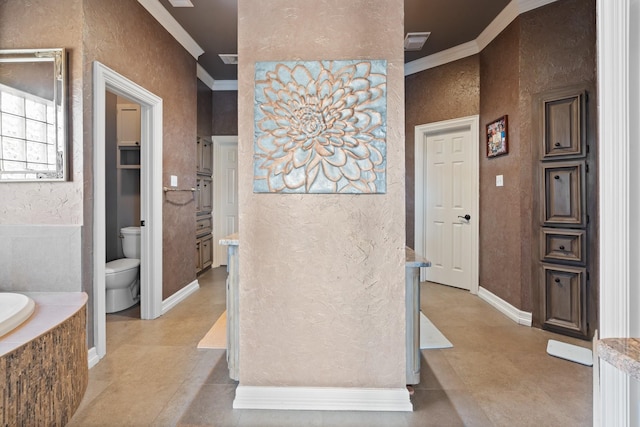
(458, 214), (471, 221)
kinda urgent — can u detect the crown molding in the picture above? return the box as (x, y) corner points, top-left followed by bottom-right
(404, 40), (479, 76)
(137, 0), (204, 59)
(212, 80), (238, 91)
(405, 0), (559, 76)
(197, 64), (215, 90)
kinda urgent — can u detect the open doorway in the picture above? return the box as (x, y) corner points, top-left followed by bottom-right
(92, 62), (163, 362)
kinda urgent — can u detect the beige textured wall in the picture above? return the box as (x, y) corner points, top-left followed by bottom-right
(237, 0), (406, 387)
(0, 0), (84, 223)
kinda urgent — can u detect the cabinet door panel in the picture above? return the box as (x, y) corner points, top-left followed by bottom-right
(541, 264), (587, 338)
(201, 234), (213, 269)
(540, 228), (585, 265)
(196, 239), (202, 273)
(541, 161), (585, 227)
(195, 177), (202, 213)
(201, 177), (212, 213)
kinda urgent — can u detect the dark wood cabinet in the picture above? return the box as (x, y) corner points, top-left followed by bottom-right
(533, 84), (597, 340)
(541, 264), (587, 337)
(196, 136), (213, 275)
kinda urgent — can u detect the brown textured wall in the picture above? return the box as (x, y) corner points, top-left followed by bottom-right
(83, 0), (198, 300)
(197, 79), (213, 137)
(212, 91), (239, 135)
(479, 21), (522, 308)
(518, 0), (596, 313)
(404, 0), (596, 314)
(405, 56), (480, 248)
(478, 0), (596, 311)
(238, 0), (406, 387)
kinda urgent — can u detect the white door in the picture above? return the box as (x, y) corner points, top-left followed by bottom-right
(213, 136), (239, 267)
(415, 116), (479, 293)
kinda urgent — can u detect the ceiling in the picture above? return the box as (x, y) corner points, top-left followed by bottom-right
(158, 0), (511, 82)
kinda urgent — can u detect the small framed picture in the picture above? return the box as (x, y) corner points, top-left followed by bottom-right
(486, 115), (508, 158)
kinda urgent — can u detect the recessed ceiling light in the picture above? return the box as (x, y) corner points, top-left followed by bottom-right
(404, 32), (431, 51)
(168, 0), (194, 7)
(219, 54), (238, 65)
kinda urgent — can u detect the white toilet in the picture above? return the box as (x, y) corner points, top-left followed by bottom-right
(105, 226), (141, 313)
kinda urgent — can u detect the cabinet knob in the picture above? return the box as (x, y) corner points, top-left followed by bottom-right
(554, 142), (561, 147)
(554, 278), (561, 283)
(554, 175), (560, 180)
(559, 245), (565, 250)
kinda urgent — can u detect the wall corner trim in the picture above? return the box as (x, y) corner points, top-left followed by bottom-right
(404, 0), (559, 76)
(478, 286), (532, 326)
(233, 386), (413, 412)
(87, 347), (100, 369)
(136, 0), (204, 59)
(161, 279), (200, 315)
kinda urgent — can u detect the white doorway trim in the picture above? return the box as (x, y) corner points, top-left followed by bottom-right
(212, 135), (238, 267)
(414, 115), (479, 295)
(596, 0), (637, 425)
(93, 61), (163, 360)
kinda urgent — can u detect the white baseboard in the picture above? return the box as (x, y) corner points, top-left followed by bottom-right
(478, 286), (532, 326)
(233, 386), (412, 412)
(88, 347), (100, 369)
(161, 279), (200, 315)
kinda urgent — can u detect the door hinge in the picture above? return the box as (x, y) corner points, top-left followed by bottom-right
(586, 145), (590, 154)
(587, 271), (590, 281)
(141, 220), (145, 226)
(585, 163), (589, 173)
(587, 215), (590, 224)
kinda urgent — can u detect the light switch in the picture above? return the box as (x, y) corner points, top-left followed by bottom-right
(496, 175), (504, 187)
(170, 175), (178, 187)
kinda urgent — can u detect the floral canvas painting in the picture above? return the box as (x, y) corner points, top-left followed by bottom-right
(253, 60), (387, 194)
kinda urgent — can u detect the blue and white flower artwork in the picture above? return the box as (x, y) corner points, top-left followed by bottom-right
(253, 60), (387, 194)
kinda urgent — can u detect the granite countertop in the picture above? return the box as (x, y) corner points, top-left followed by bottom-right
(406, 247), (431, 268)
(219, 233), (239, 246)
(598, 338), (640, 382)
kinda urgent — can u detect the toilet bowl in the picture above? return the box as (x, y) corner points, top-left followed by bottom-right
(105, 226), (141, 313)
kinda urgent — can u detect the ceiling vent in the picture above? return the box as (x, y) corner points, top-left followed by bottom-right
(168, 0), (194, 6)
(219, 54), (238, 65)
(404, 32), (431, 51)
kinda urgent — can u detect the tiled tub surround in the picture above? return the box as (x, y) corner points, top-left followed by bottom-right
(598, 338), (640, 382)
(0, 225), (82, 293)
(0, 292), (88, 425)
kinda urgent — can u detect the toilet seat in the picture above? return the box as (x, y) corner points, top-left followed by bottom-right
(105, 258), (140, 275)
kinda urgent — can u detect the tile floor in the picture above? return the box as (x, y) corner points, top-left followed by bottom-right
(68, 267), (593, 426)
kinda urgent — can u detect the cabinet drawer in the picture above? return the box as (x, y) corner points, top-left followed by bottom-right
(540, 228), (585, 265)
(540, 264), (587, 338)
(541, 161), (585, 227)
(196, 216), (212, 237)
(542, 92), (585, 159)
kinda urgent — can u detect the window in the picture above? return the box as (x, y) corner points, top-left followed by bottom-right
(0, 83), (60, 178)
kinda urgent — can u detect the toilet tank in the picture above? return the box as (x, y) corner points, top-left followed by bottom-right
(120, 226), (141, 259)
